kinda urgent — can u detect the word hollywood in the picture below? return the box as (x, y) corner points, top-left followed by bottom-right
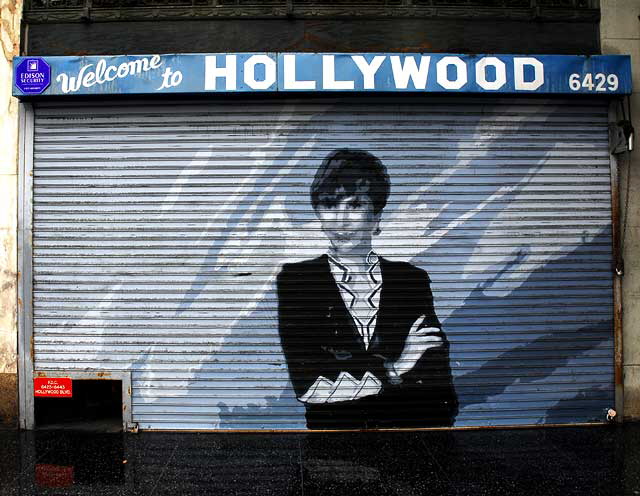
(56, 55), (163, 94)
(205, 54), (545, 91)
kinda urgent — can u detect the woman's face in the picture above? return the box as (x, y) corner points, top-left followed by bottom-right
(315, 193), (381, 257)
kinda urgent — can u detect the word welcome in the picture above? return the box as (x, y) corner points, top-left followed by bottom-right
(56, 55), (162, 94)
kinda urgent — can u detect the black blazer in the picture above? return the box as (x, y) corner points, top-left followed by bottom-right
(277, 254), (458, 429)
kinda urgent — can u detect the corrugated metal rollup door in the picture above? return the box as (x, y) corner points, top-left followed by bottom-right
(30, 97), (614, 430)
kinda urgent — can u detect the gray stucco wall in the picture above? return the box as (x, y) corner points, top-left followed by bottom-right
(0, 0), (21, 428)
(600, 0), (640, 420)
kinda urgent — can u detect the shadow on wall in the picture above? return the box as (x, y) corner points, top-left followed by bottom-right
(216, 385), (303, 429)
(442, 229), (613, 425)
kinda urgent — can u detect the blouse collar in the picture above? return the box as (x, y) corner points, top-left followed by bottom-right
(327, 251), (380, 284)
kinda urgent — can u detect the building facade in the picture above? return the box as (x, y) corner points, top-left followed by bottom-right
(2, 0), (639, 430)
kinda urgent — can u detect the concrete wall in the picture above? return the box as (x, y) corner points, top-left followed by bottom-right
(600, 0), (640, 420)
(0, 0), (21, 428)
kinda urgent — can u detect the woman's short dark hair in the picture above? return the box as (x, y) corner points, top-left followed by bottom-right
(310, 149), (390, 216)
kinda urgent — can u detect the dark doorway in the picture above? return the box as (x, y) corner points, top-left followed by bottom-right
(35, 379), (123, 432)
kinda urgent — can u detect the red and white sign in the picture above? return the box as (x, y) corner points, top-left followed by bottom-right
(34, 377), (73, 397)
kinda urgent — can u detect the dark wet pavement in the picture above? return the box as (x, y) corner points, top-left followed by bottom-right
(0, 424), (637, 495)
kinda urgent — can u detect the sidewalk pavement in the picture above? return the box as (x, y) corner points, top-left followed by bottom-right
(0, 424), (637, 495)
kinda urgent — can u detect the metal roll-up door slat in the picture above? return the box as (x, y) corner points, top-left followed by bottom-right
(31, 96), (614, 429)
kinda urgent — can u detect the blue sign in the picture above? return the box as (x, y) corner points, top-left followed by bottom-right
(14, 57), (51, 95)
(13, 53), (632, 97)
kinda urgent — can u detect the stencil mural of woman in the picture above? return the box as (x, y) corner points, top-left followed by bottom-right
(277, 149), (458, 429)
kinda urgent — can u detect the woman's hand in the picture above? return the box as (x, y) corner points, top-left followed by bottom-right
(387, 314), (443, 380)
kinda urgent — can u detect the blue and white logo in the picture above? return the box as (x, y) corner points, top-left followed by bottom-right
(15, 57), (51, 94)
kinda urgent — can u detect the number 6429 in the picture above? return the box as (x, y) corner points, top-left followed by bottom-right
(569, 73), (619, 92)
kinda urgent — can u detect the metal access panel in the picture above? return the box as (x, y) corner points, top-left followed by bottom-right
(28, 96), (614, 430)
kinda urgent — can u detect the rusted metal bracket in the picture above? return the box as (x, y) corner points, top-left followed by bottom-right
(609, 102), (624, 423)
